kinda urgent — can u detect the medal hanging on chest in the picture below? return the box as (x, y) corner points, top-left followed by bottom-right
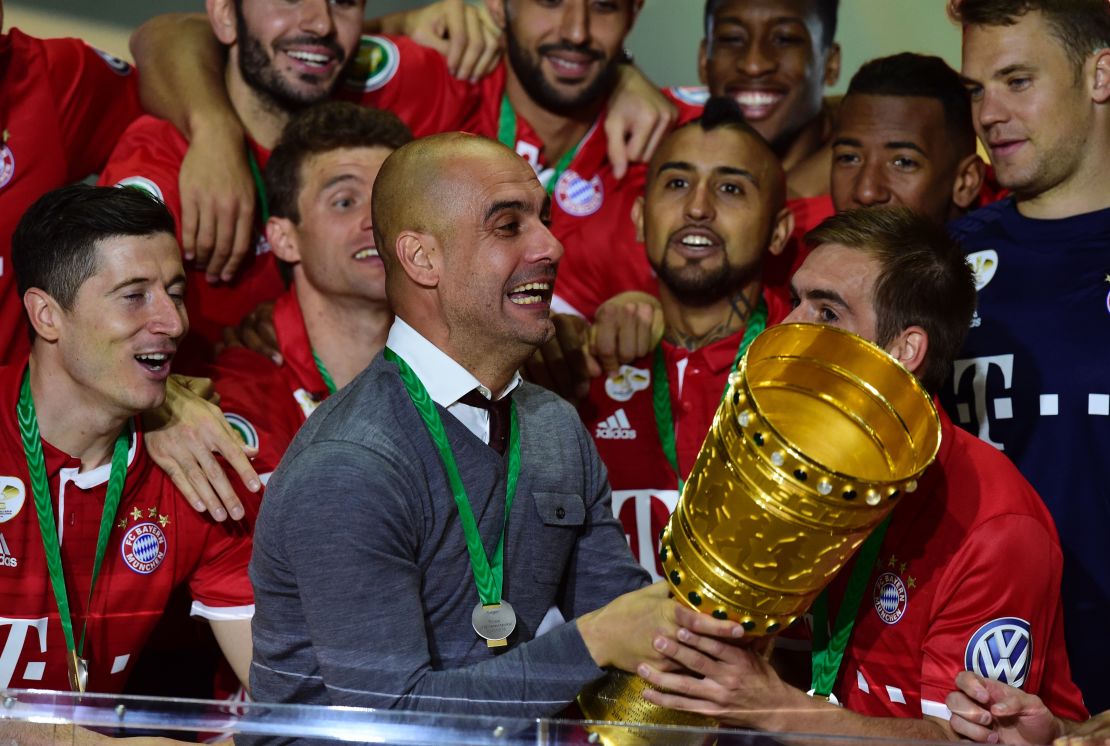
(18, 368), (131, 692)
(383, 349), (521, 647)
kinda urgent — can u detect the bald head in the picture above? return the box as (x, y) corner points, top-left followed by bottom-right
(372, 132), (562, 389)
(373, 133), (505, 270)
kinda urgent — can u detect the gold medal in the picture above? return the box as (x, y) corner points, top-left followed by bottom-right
(67, 650), (88, 693)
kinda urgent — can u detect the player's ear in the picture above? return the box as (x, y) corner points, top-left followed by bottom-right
(23, 289), (64, 343)
(886, 325), (928, 378)
(266, 217), (302, 265)
(823, 42), (842, 87)
(1090, 48), (1110, 104)
(698, 39), (709, 85)
(395, 231), (439, 289)
(951, 154), (986, 211)
(208, 0), (238, 46)
(631, 196), (645, 243)
(484, 0), (506, 30)
(767, 207), (795, 257)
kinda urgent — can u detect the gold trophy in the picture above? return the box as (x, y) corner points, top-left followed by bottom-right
(578, 323), (941, 743)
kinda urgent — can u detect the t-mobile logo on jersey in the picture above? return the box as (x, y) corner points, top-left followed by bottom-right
(0, 616), (48, 689)
(612, 489), (679, 582)
(952, 354), (1015, 450)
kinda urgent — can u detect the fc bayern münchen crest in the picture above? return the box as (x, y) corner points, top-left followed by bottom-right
(873, 571), (908, 624)
(0, 144), (14, 191)
(121, 522), (168, 574)
(555, 170), (604, 217)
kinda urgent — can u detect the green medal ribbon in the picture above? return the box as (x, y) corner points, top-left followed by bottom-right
(383, 348), (520, 606)
(809, 515), (893, 699)
(17, 369), (130, 680)
(497, 94), (588, 197)
(651, 299), (767, 492)
(247, 149), (270, 223)
(312, 350), (338, 396)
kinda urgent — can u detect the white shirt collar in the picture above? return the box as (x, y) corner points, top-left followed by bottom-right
(384, 317), (521, 406)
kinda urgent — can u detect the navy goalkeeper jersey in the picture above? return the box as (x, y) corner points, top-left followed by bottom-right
(943, 197), (1110, 712)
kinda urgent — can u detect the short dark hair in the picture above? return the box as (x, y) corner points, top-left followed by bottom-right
(695, 95), (768, 141)
(951, 0), (1110, 73)
(805, 207), (976, 393)
(705, 0), (839, 48)
(266, 101), (413, 223)
(846, 53), (976, 157)
(12, 184), (176, 322)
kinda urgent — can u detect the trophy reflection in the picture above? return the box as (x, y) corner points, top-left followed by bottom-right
(578, 323), (941, 744)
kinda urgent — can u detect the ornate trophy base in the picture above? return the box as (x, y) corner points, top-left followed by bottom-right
(577, 670), (715, 746)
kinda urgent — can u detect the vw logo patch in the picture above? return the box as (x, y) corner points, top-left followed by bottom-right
(121, 522), (167, 574)
(555, 170), (604, 217)
(0, 144), (14, 191)
(873, 571), (908, 624)
(965, 617), (1032, 687)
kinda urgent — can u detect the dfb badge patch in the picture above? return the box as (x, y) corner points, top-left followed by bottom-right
(224, 413), (259, 450)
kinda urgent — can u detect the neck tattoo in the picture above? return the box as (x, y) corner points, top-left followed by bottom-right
(666, 289), (757, 351)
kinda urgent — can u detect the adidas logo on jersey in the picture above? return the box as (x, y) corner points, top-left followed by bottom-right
(595, 409), (637, 440)
(0, 534), (17, 568)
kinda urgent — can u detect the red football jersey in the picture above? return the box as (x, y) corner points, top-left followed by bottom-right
(579, 290), (790, 580)
(0, 362), (255, 693)
(339, 35), (652, 319)
(206, 289), (325, 477)
(0, 30), (142, 364)
(98, 118), (285, 362)
(823, 408), (1088, 722)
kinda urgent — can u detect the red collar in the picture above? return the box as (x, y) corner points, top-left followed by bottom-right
(273, 289), (330, 398)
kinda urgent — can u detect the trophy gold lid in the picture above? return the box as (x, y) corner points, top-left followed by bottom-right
(660, 322), (942, 635)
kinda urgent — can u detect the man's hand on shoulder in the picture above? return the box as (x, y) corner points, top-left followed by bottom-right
(143, 374), (260, 521)
(605, 65), (677, 179)
(377, 0), (503, 81)
(178, 110), (256, 284)
(216, 300), (280, 365)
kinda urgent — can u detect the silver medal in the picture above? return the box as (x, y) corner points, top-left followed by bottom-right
(472, 600), (517, 646)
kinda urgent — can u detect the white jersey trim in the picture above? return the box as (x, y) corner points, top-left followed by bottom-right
(550, 293), (584, 318)
(921, 698), (952, 720)
(190, 601), (255, 621)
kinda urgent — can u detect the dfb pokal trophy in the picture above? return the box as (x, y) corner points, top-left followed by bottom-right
(577, 323), (942, 744)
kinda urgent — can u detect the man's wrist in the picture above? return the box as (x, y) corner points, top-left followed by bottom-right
(186, 107), (245, 146)
(575, 610), (609, 668)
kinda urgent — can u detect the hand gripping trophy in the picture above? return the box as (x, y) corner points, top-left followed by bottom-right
(578, 323), (942, 743)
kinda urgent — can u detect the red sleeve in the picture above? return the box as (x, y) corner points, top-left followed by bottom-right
(921, 514), (1088, 721)
(188, 514), (255, 610)
(42, 38), (143, 180)
(207, 348), (302, 490)
(97, 117), (188, 242)
(337, 34), (478, 137)
(663, 86), (707, 126)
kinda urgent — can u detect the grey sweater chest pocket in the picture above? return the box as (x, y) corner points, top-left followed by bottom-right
(529, 492), (586, 584)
